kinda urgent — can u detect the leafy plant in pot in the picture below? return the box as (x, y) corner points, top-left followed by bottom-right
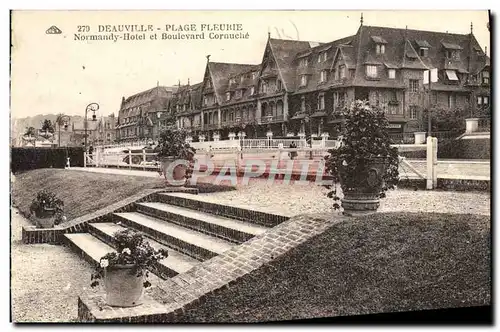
(90, 229), (168, 307)
(29, 190), (66, 228)
(154, 128), (196, 186)
(324, 100), (400, 216)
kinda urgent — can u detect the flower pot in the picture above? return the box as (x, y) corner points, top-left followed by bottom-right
(339, 157), (388, 216)
(33, 207), (56, 228)
(104, 264), (144, 307)
(160, 157), (187, 187)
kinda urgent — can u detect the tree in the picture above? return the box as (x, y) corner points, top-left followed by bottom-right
(423, 107), (469, 134)
(41, 119), (55, 133)
(24, 126), (36, 137)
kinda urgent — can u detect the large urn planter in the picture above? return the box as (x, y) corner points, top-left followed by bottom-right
(104, 265), (144, 307)
(33, 207), (57, 228)
(160, 156), (187, 187)
(339, 158), (388, 216)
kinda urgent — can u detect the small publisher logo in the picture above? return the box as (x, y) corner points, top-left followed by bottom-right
(46, 26), (62, 34)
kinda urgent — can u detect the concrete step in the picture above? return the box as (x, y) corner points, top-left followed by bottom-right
(156, 192), (289, 227)
(113, 212), (235, 261)
(89, 222), (200, 278)
(63, 233), (113, 266)
(136, 202), (268, 244)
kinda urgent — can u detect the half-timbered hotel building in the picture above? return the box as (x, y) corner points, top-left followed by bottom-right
(119, 16), (490, 142)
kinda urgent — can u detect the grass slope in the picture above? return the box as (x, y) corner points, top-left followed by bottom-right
(178, 212), (491, 323)
(11, 169), (235, 224)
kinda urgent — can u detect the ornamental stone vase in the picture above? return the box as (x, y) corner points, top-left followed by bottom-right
(159, 156), (187, 187)
(340, 158), (388, 216)
(104, 264), (144, 307)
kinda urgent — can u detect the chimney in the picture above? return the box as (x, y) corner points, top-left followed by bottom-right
(470, 22), (473, 34)
(360, 12), (363, 26)
(206, 54), (211, 62)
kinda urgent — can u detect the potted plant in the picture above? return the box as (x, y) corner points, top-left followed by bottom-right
(324, 100), (400, 216)
(29, 190), (65, 228)
(90, 229), (168, 307)
(154, 128), (196, 186)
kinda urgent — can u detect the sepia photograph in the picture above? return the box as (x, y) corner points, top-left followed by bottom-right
(9, 9), (491, 324)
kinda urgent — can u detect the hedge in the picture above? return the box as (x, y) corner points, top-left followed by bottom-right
(400, 138), (490, 160)
(11, 147), (85, 173)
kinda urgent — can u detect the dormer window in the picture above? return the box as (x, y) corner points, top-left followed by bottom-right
(339, 65), (346, 79)
(236, 90), (243, 99)
(366, 65), (378, 78)
(226, 92), (231, 101)
(300, 75), (308, 87)
(482, 71), (490, 84)
(445, 70), (459, 81)
(203, 96), (208, 106)
(301, 96), (306, 112)
(252, 72), (257, 80)
(240, 75), (245, 83)
(229, 78), (236, 85)
(318, 52), (327, 62)
(376, 44), (385, 54)
(419, 48), (429, 57)
(388, 69), (396, 79)
(320, 70), (327, 83)
(300, 58), (309, 67)
(250, 86), (255, 95)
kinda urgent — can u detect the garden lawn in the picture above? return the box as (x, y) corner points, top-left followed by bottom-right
(11, 169), (235, 224)
(177, 212), (491, 323)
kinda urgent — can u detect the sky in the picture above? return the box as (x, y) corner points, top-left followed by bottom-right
(10, 10), (490, 119)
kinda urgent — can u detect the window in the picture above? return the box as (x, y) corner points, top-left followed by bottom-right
(320, 70), (327, 82)
(300, 75), (308, 86)
(261, 82), (268, 93)
(226, 92), (231, 101)
(203, 96), (208, 106)
(409, 106), (418, 119)
(317, 52), (327, 62)
(409, 79), (419, 93)
(419, 48), (428, 57)
(448, 94), (456, 108)
(483, 96), (489, 105)
(229, 78), (236, 85)
(445, 70), (459, 81)
(446, 50), (453, 59)
(366, 65), (378, 78)
(376, 44), (385, 54)
(252, 72), (257, 80)
(388, 69), (396, 79)
(250, 86), (255, 95)
(236, 90), (242, 99)
(477, 96), (482, 105)
(300, 58), (309, 67)
(339, 65), (346, 79)
(240, 75), (245, 83)
(277, 80), (282, 91)
(301, 96), (306, 112)
(318, 94), (325, 110)
(482, 71), (490, 84)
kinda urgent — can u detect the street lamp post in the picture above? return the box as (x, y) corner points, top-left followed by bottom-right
(57, 115), (71, 147)
(84, 103), (99, 150)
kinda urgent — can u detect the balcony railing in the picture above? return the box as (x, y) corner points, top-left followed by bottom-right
(259, 115), (285, 124)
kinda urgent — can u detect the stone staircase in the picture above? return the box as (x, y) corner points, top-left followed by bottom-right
(62, 192), (280, 281)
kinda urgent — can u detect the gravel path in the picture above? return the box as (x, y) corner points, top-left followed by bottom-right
(199, 179), (490, 217)
(11, 208), (93, 322)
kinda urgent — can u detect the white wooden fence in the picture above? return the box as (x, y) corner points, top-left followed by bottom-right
(84, 136), (438, 189)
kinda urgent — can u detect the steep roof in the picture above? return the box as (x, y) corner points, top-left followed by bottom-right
(337, 24), (484, 88)
(268, 38), (313, 91)
(208, 62), (259, 104)
(293, 35), (355, 94)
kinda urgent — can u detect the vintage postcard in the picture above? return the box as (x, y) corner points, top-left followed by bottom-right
(10, 10), (491, 324)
